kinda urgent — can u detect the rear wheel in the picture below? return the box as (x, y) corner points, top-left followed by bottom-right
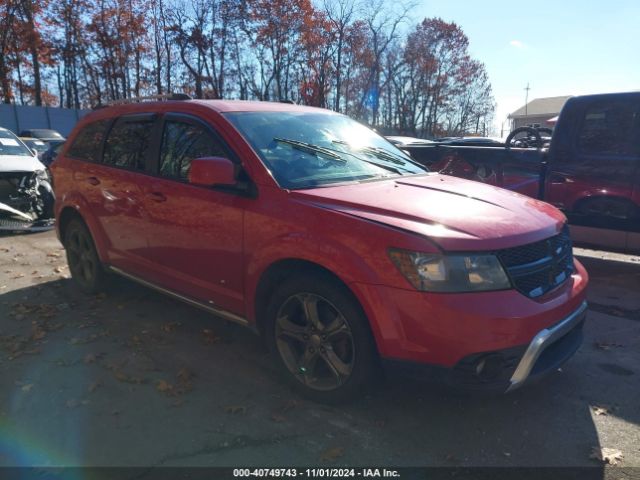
(265, 274), (377, 403)
(64, 218), (108, 294)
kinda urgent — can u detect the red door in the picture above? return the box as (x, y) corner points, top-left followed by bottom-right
(82, 115), (159, 273)
(139, 114), (246, 315)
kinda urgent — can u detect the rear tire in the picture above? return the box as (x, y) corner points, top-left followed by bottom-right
(64, 218), (108, 294)
(265, 274), (378, 404)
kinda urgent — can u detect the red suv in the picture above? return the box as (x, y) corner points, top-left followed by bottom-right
(51, 98), (588, 402)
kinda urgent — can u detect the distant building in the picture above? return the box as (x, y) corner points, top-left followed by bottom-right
(509, 95), (571, 130)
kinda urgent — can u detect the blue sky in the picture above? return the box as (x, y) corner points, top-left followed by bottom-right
(411, 0), (640, 135)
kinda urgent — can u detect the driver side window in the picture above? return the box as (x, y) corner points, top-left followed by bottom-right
(160, 119), (227, 181)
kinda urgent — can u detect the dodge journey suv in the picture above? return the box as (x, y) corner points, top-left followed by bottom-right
(51, 97), (588, 402)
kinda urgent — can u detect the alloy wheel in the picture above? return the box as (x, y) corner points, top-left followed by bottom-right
(275, 293), (355, 391)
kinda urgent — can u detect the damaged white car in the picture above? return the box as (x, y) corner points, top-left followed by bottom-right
(0, 127), (55, 231)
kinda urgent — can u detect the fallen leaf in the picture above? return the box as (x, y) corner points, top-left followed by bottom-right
(590, 447), (623, 465)
(83, 354), (97, 364)
(224, 405), (246, 415)
(113, 371), (144, 384)
(21, 384), (33, 393)
(156, 380), (174, 395)
(88, 381), (101, 393)
(177, 368), (193, 383)
(30, 326), (47, 341)
(592, 405), (611, 416)
(161, 322), (180, 333)
(66, 399), (79, 409)
(11, 274), (25, 279)
(170, 398), (185, 408)
(595, 341), (623, 350)
(202, 329), (219, 345)
(46, 252), (61, 258)
(320, 446), (344, 462)
(503, 452), (511, 457)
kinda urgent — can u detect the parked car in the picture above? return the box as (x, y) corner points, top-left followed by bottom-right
(39, 140), (65, 167)
(409, 92), (640, 253)
(18, 128), (65, 143)
(19, 137), (49, 156)
(435, 136), (505, 147)
(0, 127), (55, 231)
(52, 98), (588, 402)
(385, 136), (435, 146)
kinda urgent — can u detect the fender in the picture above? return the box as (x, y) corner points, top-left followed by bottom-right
(244, 230), (381, 321)
(56, 192), (110, 264)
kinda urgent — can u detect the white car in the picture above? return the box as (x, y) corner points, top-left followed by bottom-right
(0, 127), (55, 231)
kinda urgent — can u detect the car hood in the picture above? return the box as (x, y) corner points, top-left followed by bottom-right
(291, 173), (567, 251)
(0, 155), (46, 173)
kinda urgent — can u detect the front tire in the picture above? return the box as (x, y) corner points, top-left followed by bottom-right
(64, 218), (108, 294)
(265, 274), (378, 403)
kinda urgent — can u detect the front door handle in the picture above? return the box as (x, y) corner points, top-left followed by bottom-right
(87, 176), (100, 186)
(148, 192), (167, 202)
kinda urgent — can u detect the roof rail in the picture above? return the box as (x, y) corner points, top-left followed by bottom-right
(107, 93), (192, 105)
(93, 93), (192, 109)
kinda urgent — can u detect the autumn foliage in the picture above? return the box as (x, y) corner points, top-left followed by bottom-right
(0, 0), (495, 137)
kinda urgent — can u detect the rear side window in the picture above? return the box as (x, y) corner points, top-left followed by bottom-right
(103, 118), (154, 170)
(67, 120), (109, 162)
(577, 102), (638, 155)
(159, 120), (227, 180)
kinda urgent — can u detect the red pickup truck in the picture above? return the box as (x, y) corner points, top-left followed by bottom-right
(397, 92), (640, 253)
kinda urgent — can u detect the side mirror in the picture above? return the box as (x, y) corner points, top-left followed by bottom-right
(188, 157), (236, 187)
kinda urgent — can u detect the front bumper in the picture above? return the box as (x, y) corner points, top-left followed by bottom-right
(382, 300), (587, 393)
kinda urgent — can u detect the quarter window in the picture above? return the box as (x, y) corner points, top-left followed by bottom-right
(577, 102), (637, 155)
(103, 119), (154, 170)
(159, 120), (227, 180)
(67, 120), (109, 162)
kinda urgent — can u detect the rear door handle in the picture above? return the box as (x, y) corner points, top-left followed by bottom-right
(148, 192), (167, 202)
(87, 176), (100, 186)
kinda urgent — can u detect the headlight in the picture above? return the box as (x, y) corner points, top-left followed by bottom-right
(36, 169), (49, 181)
(388, 249), (512, 292)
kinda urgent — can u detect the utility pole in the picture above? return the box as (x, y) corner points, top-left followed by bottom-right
(524, 83), (531, 117)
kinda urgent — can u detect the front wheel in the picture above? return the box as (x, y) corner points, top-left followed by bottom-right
(265, 275), (378, 403)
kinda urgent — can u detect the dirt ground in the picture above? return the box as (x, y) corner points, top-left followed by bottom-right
(0, 230), (639, 470)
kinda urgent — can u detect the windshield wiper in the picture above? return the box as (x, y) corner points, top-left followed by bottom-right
(274, 137), (406, 174)
(332, 140), (426, 171)
(273, 137), (346, 162)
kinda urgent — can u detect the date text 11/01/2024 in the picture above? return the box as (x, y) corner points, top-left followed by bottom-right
(233, 468), (400, 478)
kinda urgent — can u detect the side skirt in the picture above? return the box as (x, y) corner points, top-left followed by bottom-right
(107, 266), (256, 333)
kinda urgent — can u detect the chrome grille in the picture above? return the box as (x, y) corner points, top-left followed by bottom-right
(497, 225), (574, 298)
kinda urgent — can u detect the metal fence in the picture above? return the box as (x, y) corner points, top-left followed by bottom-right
(0, 104), (90, 137)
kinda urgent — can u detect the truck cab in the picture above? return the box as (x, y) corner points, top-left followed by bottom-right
(400, 92), (640, 253)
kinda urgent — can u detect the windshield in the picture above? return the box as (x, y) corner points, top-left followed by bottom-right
(0, 130), (33, 157)
(225, 111), (427, 189)
(22, 138), (48, 152)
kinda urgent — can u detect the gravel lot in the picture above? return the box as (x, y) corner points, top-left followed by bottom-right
(0, 230), (639, 471)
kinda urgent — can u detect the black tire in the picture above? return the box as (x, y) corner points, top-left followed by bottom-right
(64, 218), (108, 294)
(265, 273), (378, 404)
(505, 126), (542, 149)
